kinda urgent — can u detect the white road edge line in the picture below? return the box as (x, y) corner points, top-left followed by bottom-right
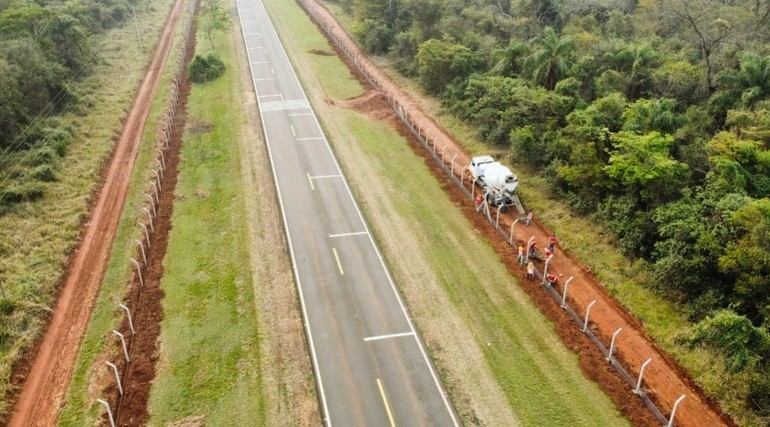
(290, 124), (296, 137)
(364, 332), (415, 342)
(236, 2), (332, 425)
(329, 231), (368, 238)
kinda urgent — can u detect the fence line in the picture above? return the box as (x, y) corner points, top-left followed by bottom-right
(295, 0), (682, 425)
(96, 0), (197, 421)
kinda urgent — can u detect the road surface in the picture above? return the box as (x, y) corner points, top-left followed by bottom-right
(235, 1), (459, 426)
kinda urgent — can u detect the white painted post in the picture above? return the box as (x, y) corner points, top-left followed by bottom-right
(608, 327), (622, 362)
(155, 158), (164, 177)
(451, 154), (458, 177)
(154, 168), (162, 184)
(496, 204), (502, 228)
(135, 240), (146, 265)
(441, 145), (448, 162)
(105, 361), (123, 396)
(542, 255), (554, 284)
(157, 148), (166, 167)
(635, 357), (653, 394)
(145, 195), (156, 218)
(112, 330), (130, 363)
(96, 399), (116, 427)
(150, 180), (160, 203)
(139, 223), (151, 246)
(509, 218), (520, 244)
(561, 276), (574, 307)
(583, 300), (597, 332)
(130, 258), (143, 288)
(471, 178), (478, 199)
(525, 236), (535, 263)
(667, 395), (686, 427)
(118, 304), (135, 335)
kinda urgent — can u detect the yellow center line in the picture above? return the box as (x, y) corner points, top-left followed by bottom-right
(376, 378), (397, 427)
(307, 172), (315, 190)
(332, 247), (344, 275)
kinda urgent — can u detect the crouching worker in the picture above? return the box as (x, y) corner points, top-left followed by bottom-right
(546, 274), (558, 287)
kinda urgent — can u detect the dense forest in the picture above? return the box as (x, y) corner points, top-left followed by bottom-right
(332, 0), (770, 420)
(0, 0), (137, 209)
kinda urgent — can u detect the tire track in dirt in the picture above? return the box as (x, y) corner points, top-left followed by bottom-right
(296, 1), (736, 426)
(6, 0), (186, 424)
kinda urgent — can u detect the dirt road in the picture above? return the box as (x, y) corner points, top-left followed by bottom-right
(7, 0), (186, 424)
(296, 1), (734, 426)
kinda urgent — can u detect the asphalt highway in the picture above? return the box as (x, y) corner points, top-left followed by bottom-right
(235, 1), (459, 426)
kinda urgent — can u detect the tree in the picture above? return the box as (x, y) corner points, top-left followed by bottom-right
(527, 26), (574, 91)
(415, 37), (477, 94)
(605, 131), (690, 204)
(713, 52), (770, 110)
(199, 0), (231, 49)
(688, 309), (770, 373)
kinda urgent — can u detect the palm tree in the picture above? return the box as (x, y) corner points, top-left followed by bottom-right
(490, 40), (528, 78)
(715, 52), (770, 109)
(528, 27), (575, 91)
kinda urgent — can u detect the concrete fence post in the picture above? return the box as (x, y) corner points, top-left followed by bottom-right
(525, 236), (535, 263)
(635, 358), (653, 394)
(583, 300), (597, 332)
(509, 218), (519, 244)
(130, 258), (143, 288)
(112, 330), (130, 363)
(542, 255), (554, 284)
(145, 195), (157, 217)
(608, 327), (622, 362)
(157, 148), (166, 168)
(561, 276), (574, 307)
(667, 395), (686, 427)
(119, 304), (135, 335)
(451, 154), (458, 177)
(139, 224), (150, 247)
(96, 399), (116, 427)
(105, 361), (123, 396)
(141, 209), (154, 232)
(135, 240), (147, 265)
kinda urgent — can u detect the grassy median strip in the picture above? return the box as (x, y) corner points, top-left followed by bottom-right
(263, 0), (628, 425)
(144, 20), (267, 425)
(57, 1), (193, 424)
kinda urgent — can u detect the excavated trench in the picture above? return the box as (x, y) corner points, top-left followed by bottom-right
(101, 9), (197, 427)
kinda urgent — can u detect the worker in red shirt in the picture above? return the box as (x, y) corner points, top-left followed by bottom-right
(548, 234), (558, 252)
(546, 274), (558, 287)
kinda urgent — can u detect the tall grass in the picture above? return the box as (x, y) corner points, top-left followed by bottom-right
(56, 1), (196, 424)
(0, 0), (183, 417)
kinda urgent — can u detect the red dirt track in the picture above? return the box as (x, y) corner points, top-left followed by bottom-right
(298, 1), (736, 426)
(7, 0), (186, 424)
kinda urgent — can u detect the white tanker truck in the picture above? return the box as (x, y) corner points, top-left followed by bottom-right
(468, 155), (524, 213)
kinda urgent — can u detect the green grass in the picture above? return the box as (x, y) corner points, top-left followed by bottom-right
(317, 2), (756, 423)
(263, 0), (628, 424)
(0, 0), (184, 418)
(57, 1), (196, 424)
(145, 18), (266, 426)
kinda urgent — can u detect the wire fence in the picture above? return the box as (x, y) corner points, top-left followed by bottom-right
(96, 1), (197, 425)
(295, 0), (689, 425)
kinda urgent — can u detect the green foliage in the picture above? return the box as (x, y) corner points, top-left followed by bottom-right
(415, 37), (477, 94)
(189, 53), (225, 83)
(527, 26), (575, 91)
(199, 0), (231, 49)
(687, 310), (770, 374)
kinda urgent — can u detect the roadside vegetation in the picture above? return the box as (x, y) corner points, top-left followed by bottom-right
(263, 0), (629, 424)
(145, 14), (268, 425)
(0, 0), (177, 417)
(323, 0), (770, 423)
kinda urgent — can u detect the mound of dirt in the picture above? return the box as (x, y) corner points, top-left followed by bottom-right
(338, 90), (398, 124)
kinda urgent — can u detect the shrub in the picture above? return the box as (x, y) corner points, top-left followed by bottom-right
(189, 54), (225, 83)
